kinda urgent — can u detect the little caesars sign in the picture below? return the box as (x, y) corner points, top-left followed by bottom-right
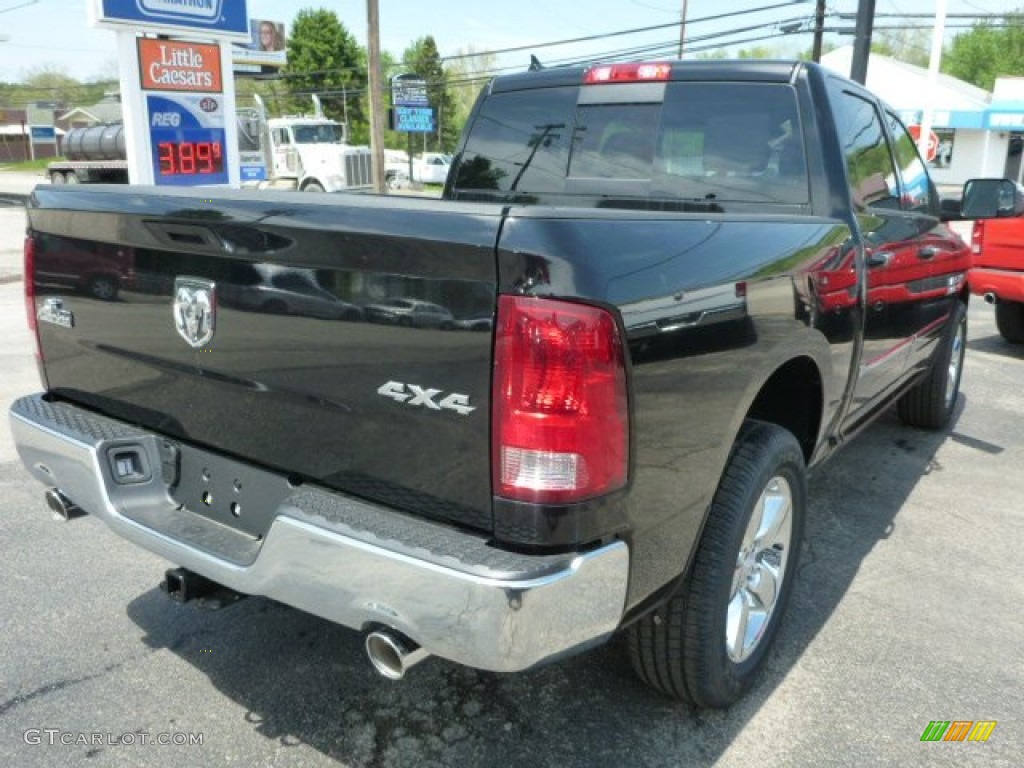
(139, 40), (223, 91)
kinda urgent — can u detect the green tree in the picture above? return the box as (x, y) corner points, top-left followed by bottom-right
(446, 47), (498, 135)
(16, 68), (109, 108)
(871, 28), (930, 67)
(943, 14), (1024, 91)
(402, 36), (457, 153)
(797, 41), (838, 61)
(282, 9), (368, 143)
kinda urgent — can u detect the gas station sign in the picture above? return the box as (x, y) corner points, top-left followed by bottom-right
(89, 0), (246, 187)
(138, 37), (226, 187)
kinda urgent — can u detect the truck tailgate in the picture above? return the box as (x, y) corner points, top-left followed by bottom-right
(26, 186), (501, 533)
(975, 217), (1024, 272)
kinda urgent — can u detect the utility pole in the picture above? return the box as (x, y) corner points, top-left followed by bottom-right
(367, 0), (386, 192)
(812, 0), (826, 62)
(677, 0), (689, 58)
(850, 0), (876, 84)
(918, 0), (947, 164)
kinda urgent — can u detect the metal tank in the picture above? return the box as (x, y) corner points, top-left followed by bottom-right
(62, 123), (126, 162)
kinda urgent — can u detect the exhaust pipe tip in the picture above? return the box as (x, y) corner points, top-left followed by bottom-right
(365, 629), (429, 680)
(45, 488), (84, 522)
(984, 292), (998, 305)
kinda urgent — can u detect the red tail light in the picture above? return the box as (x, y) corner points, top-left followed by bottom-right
(584, 62), (672, 85)
(971, 219), (984, 255)
(24, 234), (47, 381)
(24, 235), (37, 334)
(493, 295), (628, 504)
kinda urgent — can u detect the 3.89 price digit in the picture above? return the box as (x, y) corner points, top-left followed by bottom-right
(158, 142), (176, 175)
(157, 141), (224, 176)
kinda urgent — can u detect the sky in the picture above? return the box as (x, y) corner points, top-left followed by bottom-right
(0, 0), (1017, 84)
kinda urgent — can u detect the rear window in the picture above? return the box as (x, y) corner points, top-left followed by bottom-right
(451, 81), (808, 209)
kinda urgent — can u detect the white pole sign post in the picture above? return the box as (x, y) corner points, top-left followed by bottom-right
(87, 0), (250, 188)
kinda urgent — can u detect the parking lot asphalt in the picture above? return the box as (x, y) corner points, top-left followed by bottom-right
(0, 179), (1020, 767)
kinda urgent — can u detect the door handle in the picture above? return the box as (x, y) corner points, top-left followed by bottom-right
(867, 251), (892, 268)
(918, 246), (938, 259)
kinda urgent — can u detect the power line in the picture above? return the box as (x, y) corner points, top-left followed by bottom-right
(0, 0), (39, 14)
(438, 1), (814, 62)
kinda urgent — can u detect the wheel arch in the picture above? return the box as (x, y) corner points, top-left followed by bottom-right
(743, 355), (824, 464)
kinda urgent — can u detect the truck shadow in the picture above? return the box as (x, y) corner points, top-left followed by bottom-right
(967, 333), (1024, 359)
(124, 400), (966, 767)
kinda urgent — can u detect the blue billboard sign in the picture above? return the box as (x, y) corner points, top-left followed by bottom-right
(391, 106), (436, 133)
(97, 0), (250, 38)
(147, 93), (229, 186)
(30, 126), (57, 142)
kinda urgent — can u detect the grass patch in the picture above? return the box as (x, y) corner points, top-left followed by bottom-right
(0, 158), (59, 173)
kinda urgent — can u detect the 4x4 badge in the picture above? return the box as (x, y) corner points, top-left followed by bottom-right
(377, 381), (475, 416)
(173, 277), (216, 348)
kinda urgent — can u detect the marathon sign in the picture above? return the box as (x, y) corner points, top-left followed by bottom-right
(91, 0), (251, 41)
(138, 39), (223, 93)
(137, 0), (222, 22)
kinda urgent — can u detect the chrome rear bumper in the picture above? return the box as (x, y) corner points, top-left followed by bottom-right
(9, 394), (629, 672)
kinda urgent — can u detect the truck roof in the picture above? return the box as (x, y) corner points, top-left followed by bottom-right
(491, 59), (806, 94)
(267, 116), (342, 125)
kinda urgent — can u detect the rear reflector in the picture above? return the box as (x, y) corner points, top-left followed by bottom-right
(493, 295), (628, 505)
(584, 62), (672, 84)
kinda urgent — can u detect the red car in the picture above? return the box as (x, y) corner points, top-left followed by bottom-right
(33, 233), (134, 301)
(969, 217), (1024, 342)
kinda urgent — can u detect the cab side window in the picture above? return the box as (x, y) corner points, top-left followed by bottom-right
(885, 112), (936, 214)
(832, 89), (900, 210)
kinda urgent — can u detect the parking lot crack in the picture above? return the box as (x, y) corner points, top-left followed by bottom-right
(0, 661), (125, 717)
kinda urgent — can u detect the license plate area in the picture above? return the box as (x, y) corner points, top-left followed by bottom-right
(167, 440), (294, 540)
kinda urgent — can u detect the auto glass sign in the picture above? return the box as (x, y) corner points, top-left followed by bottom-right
(95, 0), (250, 38)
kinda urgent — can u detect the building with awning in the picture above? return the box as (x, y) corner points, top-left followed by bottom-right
(821, 46), (1024, 187)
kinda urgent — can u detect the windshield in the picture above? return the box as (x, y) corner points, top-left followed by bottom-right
(451, 81), (809, 210)
(292, 123), (345, 144)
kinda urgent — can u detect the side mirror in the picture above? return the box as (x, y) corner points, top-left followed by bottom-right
(958, 178), (1024, 220)
(939, 197), (962, 221)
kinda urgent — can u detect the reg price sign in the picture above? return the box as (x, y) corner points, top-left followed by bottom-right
(146, 94), (228, 186)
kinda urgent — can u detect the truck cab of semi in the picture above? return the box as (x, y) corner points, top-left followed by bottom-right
(263, 115), (372, 192)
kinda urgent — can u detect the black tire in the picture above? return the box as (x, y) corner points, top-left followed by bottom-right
(897, 301), (967, 429)
(303, 182), (325, 193)
(995, 301), (1024, 344)
(627, 421), (806, 707)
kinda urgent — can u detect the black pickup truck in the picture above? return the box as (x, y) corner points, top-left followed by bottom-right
(12, 60), (1001, 707)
